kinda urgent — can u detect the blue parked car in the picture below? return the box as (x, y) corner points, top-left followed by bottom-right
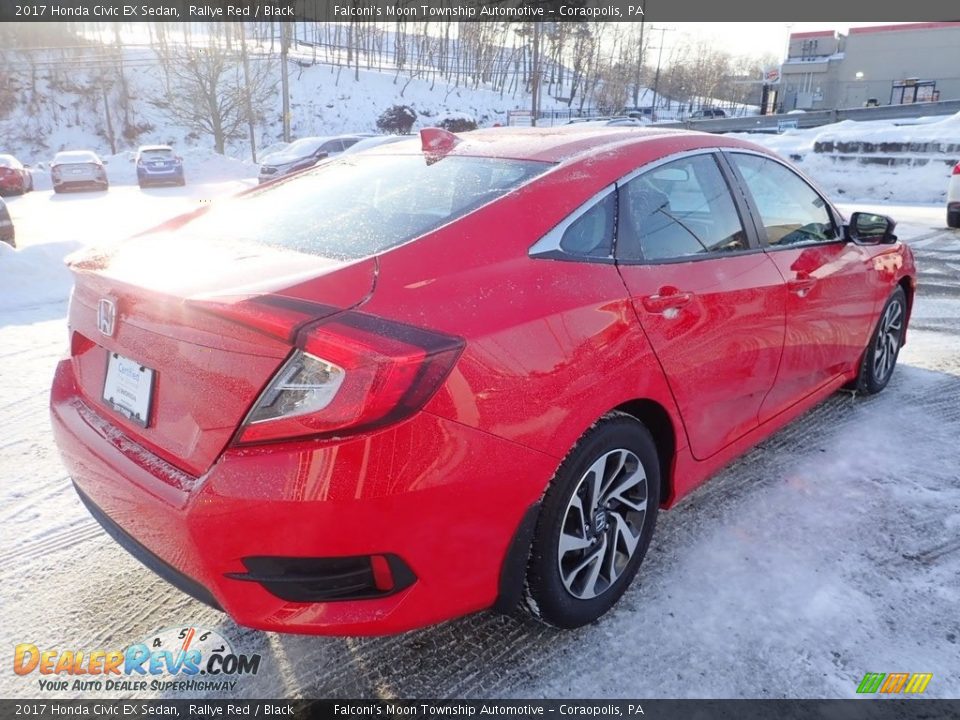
(136, 145), (185, 188)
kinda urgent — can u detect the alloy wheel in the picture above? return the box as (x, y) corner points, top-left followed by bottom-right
(557, 448), (649, 600)
(872, 297), (904, 383)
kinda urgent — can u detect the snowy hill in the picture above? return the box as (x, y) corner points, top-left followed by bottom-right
(1, 43), (573, 165)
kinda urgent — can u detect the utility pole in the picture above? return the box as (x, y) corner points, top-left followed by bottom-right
(101, 84), (116, 155)
(650, 26), (673, 120)
(531, 23), (541, 126)
(280, 23), (291, 142)
(239, 22), (258, 163)
(633, 0), (647, 107)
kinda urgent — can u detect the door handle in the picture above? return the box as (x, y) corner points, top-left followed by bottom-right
(642, 290), (693, 314)
(787, 275), (818, 296)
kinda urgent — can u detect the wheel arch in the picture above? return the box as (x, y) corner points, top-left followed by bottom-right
(493, 396), (680, 614)
(897, 275), (914, 345)
(613, 398), (678, 507)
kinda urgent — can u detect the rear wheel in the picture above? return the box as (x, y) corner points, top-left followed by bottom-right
(524, 413), (660, 629)
(855, 287), (907, 394)
(948, 207), (960, 229)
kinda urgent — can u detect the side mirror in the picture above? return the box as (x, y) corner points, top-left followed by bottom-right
(847, 211), (897, 244)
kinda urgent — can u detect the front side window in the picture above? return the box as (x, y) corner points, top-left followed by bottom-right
(617, 153), (748, 262)
(730, 153), (838, 246)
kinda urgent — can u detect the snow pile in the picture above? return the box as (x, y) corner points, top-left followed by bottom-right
(0, 240), (79, 310)
(733, 113), (960, 204)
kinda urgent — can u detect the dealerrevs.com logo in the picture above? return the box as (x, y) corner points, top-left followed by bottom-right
(13, 626), (262, 693)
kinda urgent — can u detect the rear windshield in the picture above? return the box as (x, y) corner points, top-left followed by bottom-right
(55, 151), (97, 164)
(181, 154), (550, 260)
(140, 148), (174, 160)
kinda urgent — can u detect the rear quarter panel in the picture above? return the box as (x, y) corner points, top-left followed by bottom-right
(363, 153), (691, 467)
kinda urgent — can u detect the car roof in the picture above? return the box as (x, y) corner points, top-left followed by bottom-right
(396, 126), (692, 164)
(138, 145), (173, 152)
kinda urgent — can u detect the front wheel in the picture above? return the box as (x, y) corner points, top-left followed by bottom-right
(524, 413), (660, 629)
(855, 287), (907, 394)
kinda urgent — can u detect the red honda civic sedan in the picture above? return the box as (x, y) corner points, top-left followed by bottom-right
(51, 127), (916, 635)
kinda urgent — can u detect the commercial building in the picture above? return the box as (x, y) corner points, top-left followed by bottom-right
(779, 22), (960, 111)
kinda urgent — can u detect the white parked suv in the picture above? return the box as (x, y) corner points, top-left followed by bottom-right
(948, 161), (960, 229)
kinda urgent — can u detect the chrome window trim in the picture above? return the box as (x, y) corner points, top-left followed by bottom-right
(528, 184), (617, 260)
(614, 147), (720, 188)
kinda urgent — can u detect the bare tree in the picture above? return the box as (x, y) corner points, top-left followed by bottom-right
(152, 41), (275, 155)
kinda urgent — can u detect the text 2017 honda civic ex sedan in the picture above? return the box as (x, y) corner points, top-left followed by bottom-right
(51, 127), (916, 635)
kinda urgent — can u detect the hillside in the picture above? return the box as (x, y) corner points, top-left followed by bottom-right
(0, 43), (573, 165)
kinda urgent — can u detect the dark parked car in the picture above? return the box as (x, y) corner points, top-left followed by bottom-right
(0, 196), (14, 247)
(257, 135), (365, 183)
(691, 108), (727, 119)
(51, 151), (108, 193)
(136, 145), (185, 188)
(0, 154), (33, 196)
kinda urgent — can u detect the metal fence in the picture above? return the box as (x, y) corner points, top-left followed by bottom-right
(658, 99), (960, 134)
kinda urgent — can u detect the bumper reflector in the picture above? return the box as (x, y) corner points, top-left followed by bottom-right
(225, 554), (415, 602)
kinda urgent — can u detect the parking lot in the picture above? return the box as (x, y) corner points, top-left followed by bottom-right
(1, 185), (958, 699)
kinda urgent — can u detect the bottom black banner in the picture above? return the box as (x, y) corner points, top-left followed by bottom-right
(3, 700), (960, 720)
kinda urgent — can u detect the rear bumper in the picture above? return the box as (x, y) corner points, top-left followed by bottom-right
(53, 178), (107, 190)
(138, 168), (183, 184)
(0, 176), (25, 192)
(50, 358), (555, 635)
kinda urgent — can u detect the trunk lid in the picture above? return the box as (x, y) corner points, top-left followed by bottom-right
(67, 232), (376, 476)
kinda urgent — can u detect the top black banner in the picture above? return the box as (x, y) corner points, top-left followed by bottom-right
(1, 0), (959, 23)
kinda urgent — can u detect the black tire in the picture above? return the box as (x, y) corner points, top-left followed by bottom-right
(524, 412), (660, 629)
(855, 287), (907, 395)
(948, 208), (960, 229)
(178, 177), (186, 187)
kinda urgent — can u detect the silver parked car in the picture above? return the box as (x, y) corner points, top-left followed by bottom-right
(257, 135), (367, 183)
(51, 150), (108, 193)
(0, 196), (14, 248)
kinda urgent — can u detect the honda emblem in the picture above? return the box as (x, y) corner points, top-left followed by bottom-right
(97, 298), (116, 337)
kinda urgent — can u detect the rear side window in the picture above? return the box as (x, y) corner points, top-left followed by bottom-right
(179, 155), (549, 260)
(559, 193), (616, 258)
(730, 153), (838, 246)
(617, 154), (748, 262)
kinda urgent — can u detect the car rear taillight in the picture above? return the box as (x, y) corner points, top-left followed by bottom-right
(227, 304), (464, 445)
(953, 163), (960, 175)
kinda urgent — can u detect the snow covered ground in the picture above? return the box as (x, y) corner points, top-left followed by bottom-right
(731, 113), (960, 205)
(1, 162), (958, 699)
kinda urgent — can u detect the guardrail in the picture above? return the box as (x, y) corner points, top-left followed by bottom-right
(658, 99), (960, 134)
